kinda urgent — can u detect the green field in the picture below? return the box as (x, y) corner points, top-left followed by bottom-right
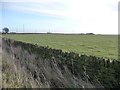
(3, 34), (118, 59)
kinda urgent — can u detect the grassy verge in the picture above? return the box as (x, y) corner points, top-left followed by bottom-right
(2, 58), (25, 88)
(0, 58), (2, 89)
(2, 59), (31, 88)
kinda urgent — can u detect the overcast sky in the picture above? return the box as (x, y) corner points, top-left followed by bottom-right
(0, 0), (119, 34)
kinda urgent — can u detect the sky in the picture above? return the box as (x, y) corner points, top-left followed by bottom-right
(0, 0), (119, 34)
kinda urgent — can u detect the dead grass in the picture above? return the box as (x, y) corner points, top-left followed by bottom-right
(2, 58), (26, 88)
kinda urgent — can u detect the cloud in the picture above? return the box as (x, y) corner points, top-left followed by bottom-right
(2, 1), (69, 19)
(2, 0), (119, 34)
(2, 0), (55, 2)
(2, 0), (119, 20)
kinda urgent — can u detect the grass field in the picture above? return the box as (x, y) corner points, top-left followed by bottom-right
(3, 34), (118, 60)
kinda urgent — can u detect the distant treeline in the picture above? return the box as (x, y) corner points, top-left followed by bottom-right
(3, 38), (120, 88)
(2, 32), (95, 35)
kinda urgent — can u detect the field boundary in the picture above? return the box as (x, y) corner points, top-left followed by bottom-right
(2, 38), (120, 88)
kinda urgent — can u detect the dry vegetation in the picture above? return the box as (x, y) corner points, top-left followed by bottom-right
(2, 55), (37, 88)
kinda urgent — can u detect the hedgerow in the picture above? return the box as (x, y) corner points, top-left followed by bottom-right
(3, 38), (120, 88)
